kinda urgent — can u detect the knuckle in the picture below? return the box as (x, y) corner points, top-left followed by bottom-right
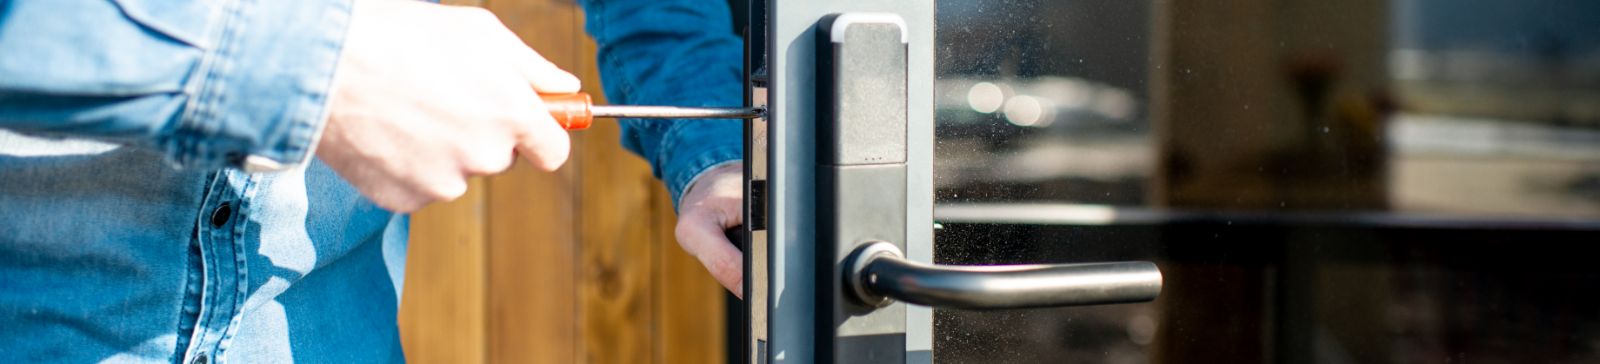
(422, 180), (468, 202)
(673, 222), (700, 247)
(506, 110), (539, 135)
(673, 232), (694, 252)
(462, 151), (512, 175)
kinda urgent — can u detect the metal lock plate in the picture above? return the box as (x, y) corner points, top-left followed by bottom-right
(815, 13), (909, 364)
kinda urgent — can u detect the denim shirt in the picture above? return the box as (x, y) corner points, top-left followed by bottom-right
(0, 0), (742, 362)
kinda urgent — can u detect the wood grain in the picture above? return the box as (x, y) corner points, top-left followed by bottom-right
(485, 165), (579, 363)
(653, 187), (728, 364)
(484, 1), (584, 363)
(575, 101), (659, 364)
(399, 178), (488, 364)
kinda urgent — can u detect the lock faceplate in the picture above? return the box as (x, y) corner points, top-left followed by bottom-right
(815, 13), (910, 364)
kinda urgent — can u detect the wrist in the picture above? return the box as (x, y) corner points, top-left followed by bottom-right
(679, 161), (742, 209)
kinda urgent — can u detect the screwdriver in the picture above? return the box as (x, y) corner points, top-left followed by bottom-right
(541, 92), (764, 130)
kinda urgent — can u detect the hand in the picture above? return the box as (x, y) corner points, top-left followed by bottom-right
(674, 163), (744, 298)
(317, 0), (579, 212)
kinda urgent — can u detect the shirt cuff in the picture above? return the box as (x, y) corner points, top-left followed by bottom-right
(162, 0), (351, 171)
(679, 159), (741, 205)
(657, 120), (742, 209)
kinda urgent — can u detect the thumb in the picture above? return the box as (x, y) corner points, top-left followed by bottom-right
(510, 45), (581, 94)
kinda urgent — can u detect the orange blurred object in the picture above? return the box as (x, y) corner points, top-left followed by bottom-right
(541, 93), (595, 130)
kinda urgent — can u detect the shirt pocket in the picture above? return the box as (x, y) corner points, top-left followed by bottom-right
(0, 0), (217, 95)
(110, 0), (223, 49)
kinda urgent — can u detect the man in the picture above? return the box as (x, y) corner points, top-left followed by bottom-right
(0, 0), (744, 362)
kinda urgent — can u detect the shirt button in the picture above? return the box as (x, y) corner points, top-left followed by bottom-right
(210, 202), (232, 228)
(192, 353), (209, 364)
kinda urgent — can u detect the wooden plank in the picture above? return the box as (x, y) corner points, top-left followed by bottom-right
(400, 178), (489, 364)
(482, 1), (585, 363)
(561, 6), (728, 363)
(653, 186), (727, 364)
(574, 100), (659, 364)
(570, 28), (661, 364)
(554, 6), (665, 363)
(484, 164), (580, 364)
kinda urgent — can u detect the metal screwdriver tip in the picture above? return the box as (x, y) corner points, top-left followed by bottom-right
(589, 105), (765, 120)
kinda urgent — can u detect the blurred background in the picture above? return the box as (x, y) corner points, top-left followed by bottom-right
(932, 0), (1600, 363)
(400, 0), (1600, 363)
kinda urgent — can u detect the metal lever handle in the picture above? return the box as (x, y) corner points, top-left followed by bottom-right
(845, 242), (1163, 310)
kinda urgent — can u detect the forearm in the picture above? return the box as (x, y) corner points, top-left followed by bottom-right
(0, 0), (352, 170)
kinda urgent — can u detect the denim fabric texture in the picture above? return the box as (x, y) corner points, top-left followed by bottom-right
(0, 0), (741, 362)
(578, 0), (745, 208)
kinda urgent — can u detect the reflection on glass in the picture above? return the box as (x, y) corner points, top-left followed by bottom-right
(934, 0), (1600, 215)
(1386, 0), (1600, 217)
(935, 0), (1153, 206)
(932, 0), (1600, 363)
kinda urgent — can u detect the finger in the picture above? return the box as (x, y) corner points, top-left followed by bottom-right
(461, 140), (517, 176)
(386, 167), (469, 213)
(514, 97), (571, 171)
(676, 211), (745, 298)
(507, 43), (581, 94)
(358, 176), (463, 213)
(318, 136), (448, 213)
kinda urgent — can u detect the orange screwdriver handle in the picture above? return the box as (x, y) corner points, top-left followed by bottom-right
(541, 92), (594, 130)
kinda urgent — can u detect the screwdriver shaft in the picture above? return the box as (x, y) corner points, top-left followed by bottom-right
(590, 105), (763, 120)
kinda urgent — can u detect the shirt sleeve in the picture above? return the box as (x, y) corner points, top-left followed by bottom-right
(0, 0), (353, 171)
(577, 0), (745, 209)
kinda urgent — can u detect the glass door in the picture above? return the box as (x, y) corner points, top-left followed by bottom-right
(930, 0), (1600, 363)
(743, 0), (1600, 363)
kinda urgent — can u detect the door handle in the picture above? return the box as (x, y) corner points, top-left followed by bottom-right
(844, 241), (1162, 309)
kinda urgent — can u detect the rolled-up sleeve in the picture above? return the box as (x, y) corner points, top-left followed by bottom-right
(0, 0), (352, 170)
(578, 0), (744, 208)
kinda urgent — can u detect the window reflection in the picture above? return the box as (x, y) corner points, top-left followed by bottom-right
(935, 0), (1153, 206)
(932, 0), (1600, 363)
(1387, 0), (1600, 217)
(934, 0), (1600, 216)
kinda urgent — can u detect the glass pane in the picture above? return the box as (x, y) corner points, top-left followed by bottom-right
(932, 0), (1600, 362)
(935, 0), (1154, 205)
